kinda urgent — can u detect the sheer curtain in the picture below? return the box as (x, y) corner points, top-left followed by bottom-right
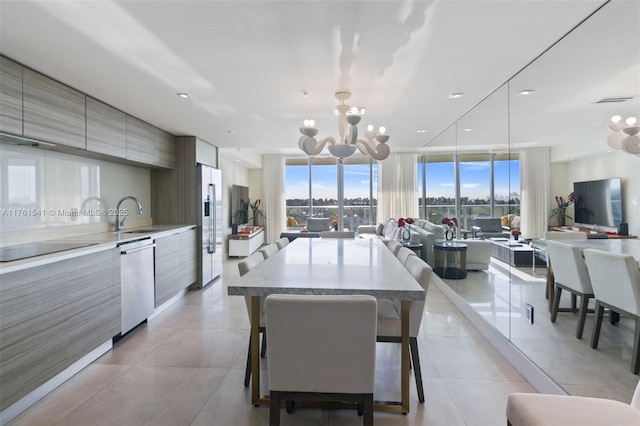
(377, 153), (418, 222)
(262, 155), (285, 243)
(520, 148), (550, 239)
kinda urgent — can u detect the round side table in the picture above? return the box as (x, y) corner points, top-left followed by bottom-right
(401, 241), (423, 257)
(433, 242), (468, 279)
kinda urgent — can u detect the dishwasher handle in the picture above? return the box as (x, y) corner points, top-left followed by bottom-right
(121, 244), (156, 255)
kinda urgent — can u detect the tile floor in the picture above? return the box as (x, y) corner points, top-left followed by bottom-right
(9, 258), (535, 426)
(442, 258), (640, 403)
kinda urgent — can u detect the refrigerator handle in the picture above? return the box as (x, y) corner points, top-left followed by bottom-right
(208, 183), (215, 254)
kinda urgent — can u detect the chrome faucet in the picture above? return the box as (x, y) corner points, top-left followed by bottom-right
(115, 196), (143, 231)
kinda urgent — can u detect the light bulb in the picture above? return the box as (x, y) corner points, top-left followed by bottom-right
(378, 126), (386, 134)
(309, 119), (315, 127)
(367, 124), (374, 131)
(611, 115), (622, 123)
(625, 117), (637, 126)
(350, 106), (358, 114)
(303, 119), (310, 127)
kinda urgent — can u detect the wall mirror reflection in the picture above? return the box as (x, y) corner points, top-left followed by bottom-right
(424, 0), (640, 402)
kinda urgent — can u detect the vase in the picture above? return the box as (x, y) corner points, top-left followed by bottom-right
(557, 212), (565, 227)
(445, 228), (455, 241)
(402, 227), (410, 242)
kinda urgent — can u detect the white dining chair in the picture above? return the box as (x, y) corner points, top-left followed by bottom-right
(238, 251), (267, 387)
(377, 255), (432, 403)
(387, 239), (403, 256)
(543, 231), (588, 304)
(397, 246), (417, 266)
(584, 248), (640, 373)
(546, 240), (594, 339)
(265, 294), (377, 425)
(275, 237), (290, 250)
(320, 231), (355, 238)
(507, 378), (640, 425)
(259, 243), (279, 259)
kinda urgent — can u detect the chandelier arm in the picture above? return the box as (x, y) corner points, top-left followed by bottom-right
(348, 124), (358, 145)
(356, 138), (390, 161)
(300, 136), (331, 156)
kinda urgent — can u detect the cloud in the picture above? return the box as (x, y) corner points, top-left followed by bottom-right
(440, 183), (455, 188)
(462, 183), (482, 189)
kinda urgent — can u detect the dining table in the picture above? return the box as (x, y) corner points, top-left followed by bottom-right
(227, 237), (426, 414)
(541, 238), (640, 312)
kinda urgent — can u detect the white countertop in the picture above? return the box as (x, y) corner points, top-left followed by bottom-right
(0, 225), (195, 274)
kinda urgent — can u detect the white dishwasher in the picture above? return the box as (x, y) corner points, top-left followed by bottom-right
(119, 238), (156, 335)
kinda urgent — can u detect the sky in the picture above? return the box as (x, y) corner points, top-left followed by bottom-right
(285, 160), (520, 201)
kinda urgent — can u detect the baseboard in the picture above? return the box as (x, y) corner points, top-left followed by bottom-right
(433, 276), (566, 395)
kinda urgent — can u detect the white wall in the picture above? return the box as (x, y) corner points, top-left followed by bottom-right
(564, 151), (640, 236)
(0, 143), (150, 245)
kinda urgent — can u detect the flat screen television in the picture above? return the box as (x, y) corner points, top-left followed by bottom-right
(573, 177), (622, 228)
(231, 184), (249, 226)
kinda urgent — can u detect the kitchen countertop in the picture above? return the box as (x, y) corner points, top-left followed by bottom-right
(0, 225), (195, 274)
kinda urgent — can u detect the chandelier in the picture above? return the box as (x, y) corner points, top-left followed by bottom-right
(298, 91), (390, 160)
(607, 115), (640, 156)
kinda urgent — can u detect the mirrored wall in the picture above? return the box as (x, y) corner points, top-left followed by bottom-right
(424, 0), (640, 402)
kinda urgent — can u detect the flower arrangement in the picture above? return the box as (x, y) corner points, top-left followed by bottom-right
(397, 217), (414, 227)
(331, 219), (338, 230)
(441, 217), (458, 241)
(511, 229), (521, 240)
(550, 192), (574, 226)
(441, 217), (458, 228)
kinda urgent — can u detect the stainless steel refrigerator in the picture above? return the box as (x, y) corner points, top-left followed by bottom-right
(198, 164), (222, 287)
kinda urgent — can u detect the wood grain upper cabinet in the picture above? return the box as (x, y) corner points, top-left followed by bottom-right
(155, 128), (176, 168)
(0, 56), (23, 135)
(23, 68), (86, 148)
(125, 115), (155, 164)
(195, 137), (218, 168)
(86, 97), (126, 158)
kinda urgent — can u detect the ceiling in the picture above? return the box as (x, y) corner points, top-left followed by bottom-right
(0, 0), (637, 167)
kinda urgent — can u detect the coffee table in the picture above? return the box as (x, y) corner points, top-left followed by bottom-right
(489, 238), (545, 266)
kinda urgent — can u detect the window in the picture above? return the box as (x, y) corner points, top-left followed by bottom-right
(285, 157), (377, 230)
(422, 154), (455, 224)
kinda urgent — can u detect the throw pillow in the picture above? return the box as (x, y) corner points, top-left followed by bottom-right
(376, 222), (384, 235)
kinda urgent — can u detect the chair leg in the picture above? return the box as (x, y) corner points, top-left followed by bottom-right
(363, 393), (373, 426)
(270, 391), (281, 426)
(591, 301), (604, 349)
(244, 338), (252, 387)
(261, 332), (267, 358)
(550, 287), (562, 323)
(571, 293), (577, 312)
(409, 337), (425, 403)
(632, 316), (640, 374)
(576, 294), (590, 340)
(285, 400), (294, 414)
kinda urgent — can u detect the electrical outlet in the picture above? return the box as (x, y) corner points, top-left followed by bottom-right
(525, 304), (534, 324)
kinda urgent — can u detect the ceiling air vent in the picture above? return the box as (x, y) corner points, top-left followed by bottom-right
(595, 96), (634, 104)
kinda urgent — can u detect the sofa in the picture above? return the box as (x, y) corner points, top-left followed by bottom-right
(359, 218), (491, 271)
(471, 215), (521, 239)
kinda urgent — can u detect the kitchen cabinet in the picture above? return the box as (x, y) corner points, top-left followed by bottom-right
(195, 137), (218, 168)
(86, 97), (127, 158)
(155, 128), (176, 169)
(23, 68), (86, 149)
(125, 115), (155, 164)
(0, 56), (23, 135)
(154, 228), (197, 306)
(0, 248), (120, 411)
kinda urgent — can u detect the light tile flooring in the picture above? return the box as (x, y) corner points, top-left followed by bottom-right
(9, 258), (535, 426)
(443, 258), (640, 403)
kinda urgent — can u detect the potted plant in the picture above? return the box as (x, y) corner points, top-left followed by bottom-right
(248, 199), (266, 226)
(550, 193), (574, 226)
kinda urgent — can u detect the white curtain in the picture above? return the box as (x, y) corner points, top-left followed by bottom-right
(520, 148), (550, 239)
(262, 155), (286, 243)
(377, 153), (419, 222)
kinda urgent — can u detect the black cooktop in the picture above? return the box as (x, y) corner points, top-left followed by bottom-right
(0, 241), (99, 262)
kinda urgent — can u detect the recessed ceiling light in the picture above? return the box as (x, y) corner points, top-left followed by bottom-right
(417, 129), (427, 134)
(300, 90), (309, 97)
(176, 92), (190, 99)
(224, 130), (233, 134)
(463, 128), (473, 132)
(518, 90), (535, 96)
(449, 93), (463, 99)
